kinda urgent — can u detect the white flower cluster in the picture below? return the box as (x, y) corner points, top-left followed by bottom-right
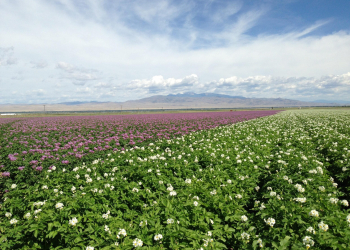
(295, 184), (305, 193)
(240, 232), (250, 243)
(102, 210), (110, 219)
(117, 229), (127, 238)
(5, 212), (12, 218)
(10, 218), (18, 224)
(257, 238), (263, 248)
(203, 238), (213, 247)
(241, 215), (248, 222)
(306, 227), (315, 234)
(154, 234), (163, 241)
(329, 198), (339, 204)
(167, 218), (174, 224)
(302, 236), (315, 248)
(185, 179), (192, 184)
(318, 221), (329, 231)
(69, 217), (78, 226)
(132, 238), (143, 247)
(341, 200), (349, 206)
(34, 209), (42, 214)
(55, 203), (64, 210)
(319, 186), (325, 192)
(33, 201), (46, 206)
(293, 197), (307, 203)
(210, 190), (217, 195)
(235, 194), (242, 199)
(264, 218), (275, 227)
(11, 184), (17, 189)
(104, 225), (111, 233)
(309, 210), (319, 217)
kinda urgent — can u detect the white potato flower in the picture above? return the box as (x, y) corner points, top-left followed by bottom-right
(306, 227), (316, 234)
(132, 238), (143, 247)
(10, 218), (18, 224)
(340, 200), (349, 206)
(302, 236), (315, 247)
(69, 217), (78, 226)
(318, 221), (329, 231)
(264, 217), (276, 227)
(55, 203), (64, 210)
(241, 215), (248, 222)
(154, 234), (163, 241)
(309, 210), (319, 217)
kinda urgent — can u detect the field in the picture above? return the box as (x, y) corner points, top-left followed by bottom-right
(0, 110), (349, 249)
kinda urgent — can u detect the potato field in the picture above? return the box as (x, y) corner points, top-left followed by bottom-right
(0, 110), (349, 249)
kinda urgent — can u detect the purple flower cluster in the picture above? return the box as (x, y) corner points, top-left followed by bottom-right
(0, 111), (279, 174)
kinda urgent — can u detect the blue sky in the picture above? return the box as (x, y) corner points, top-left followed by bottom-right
(0, 0), (350, 104)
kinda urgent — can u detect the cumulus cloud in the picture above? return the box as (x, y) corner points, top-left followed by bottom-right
(128, 74), (199, 93)
(1, 1), (350, 104)
(204, 72), (350, 99)
(56, 61), (98, 82)
(120, 72), (350, 100)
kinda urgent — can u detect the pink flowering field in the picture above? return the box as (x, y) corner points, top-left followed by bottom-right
(0, 111), (278, 187)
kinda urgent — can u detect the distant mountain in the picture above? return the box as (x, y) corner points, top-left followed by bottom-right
(59, 101), (103, 105)
(311, 100), (350, 104)
(0, 93), (339, 112)
(168, 92), (246, 99)
(123, 93), (335, 108)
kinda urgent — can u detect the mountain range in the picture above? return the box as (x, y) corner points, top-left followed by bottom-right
(0, 92), (346, 112)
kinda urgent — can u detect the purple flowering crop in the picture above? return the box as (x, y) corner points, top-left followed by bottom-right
(0, 111), (279, 181)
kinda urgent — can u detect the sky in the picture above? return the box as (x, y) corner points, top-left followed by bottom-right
(0, 0), (350, 104)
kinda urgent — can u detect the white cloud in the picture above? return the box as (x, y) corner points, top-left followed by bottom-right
(203, 72), (350, 99)
(128, 74), (198, 93)
(0, 0), (350, 104)
(56, 61), (98, 82)
(56, 61), (75, 73)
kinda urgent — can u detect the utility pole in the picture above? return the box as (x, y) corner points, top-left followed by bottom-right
(43, 105), (46, 112)
(121, 105), (122, 111)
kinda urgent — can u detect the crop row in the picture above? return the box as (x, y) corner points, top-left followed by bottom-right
(0, 110), (349, 249)
(0, 111), (278, 190)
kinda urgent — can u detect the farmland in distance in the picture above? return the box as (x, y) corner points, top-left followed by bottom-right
(0, 109), (350, 249)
